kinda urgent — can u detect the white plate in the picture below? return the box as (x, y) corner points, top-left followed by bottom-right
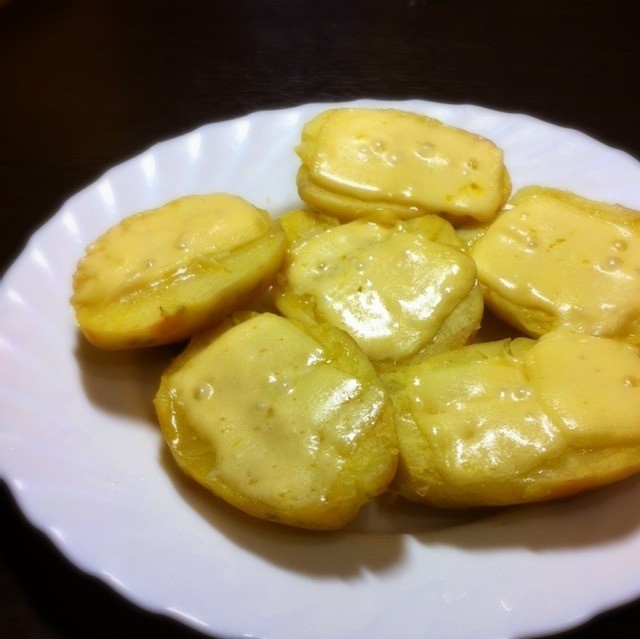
(2, 99), (640, 639)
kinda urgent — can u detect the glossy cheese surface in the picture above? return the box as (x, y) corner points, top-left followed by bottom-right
(528, 331), (640, 445)
(472, 188), (640, 338)
(72, 193), (286, 348)
(73, 193), (268, 306)
(160, 313), (392, 522)
(384, 330), (640, 506)
(297, 108), (509, 222)
(171, 314), (384, 504)
(285, 219), (477, 361)
(403, 342), (562, 485)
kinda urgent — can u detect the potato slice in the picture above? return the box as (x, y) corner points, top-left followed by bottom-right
(72, 193), (286, 349)
(296, 108), (511, 224)
(383, 330), (640, 508)
(154, 312), (398, 530)
(471, 186), (640, 344)
(274, 210), (483, 369)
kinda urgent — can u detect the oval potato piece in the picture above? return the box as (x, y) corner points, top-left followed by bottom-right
(72, 194), (286, 349)
(154, 312), (398, 530)
(382, 330), (640, 508)
(471, 186), (640, 344)
(296, 108), (511, 224)
(274, 210), (483, 370)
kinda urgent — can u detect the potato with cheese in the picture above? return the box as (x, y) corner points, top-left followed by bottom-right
(274, 209), (483, 370)
(471, 187), (640, 345)
(383, 330), (640, 508)
(154, 312), (398, 530)
(72, 194), (286, 349)
(296, 108), (511, 224)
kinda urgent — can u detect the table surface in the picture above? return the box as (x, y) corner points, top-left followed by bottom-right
(2, 1), (640, 637)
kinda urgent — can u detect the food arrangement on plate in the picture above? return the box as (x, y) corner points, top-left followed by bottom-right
(71, 107), (640, 530)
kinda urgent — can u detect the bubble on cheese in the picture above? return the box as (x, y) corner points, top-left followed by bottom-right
(404, 345), (563, 485)
(527, 331), (640, 446)
(74, 193), (269, 306)
(391, 330), (640, 488)
(298, 108), (509, 222)
(169, 313), (386, 505)
(286, 219), (477, 361)
(472, 188), (640, 338)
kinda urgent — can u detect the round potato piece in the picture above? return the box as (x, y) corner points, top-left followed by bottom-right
(471, 186), (640, 345)
(72, 194), (286, 349)
(382, 330), (640, 508)
(296, 108), (511, 224)
(274, 210), (483, 370)
(154, 312), (398, 530)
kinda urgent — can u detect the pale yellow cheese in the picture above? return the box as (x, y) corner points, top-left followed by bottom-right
(72, 193), (286, 348)
(527, 331), (640, 446)
(168, 313), (386, 506)
(384, 330), (640, 506)
(297, 108), (510, 222)
(285, 219), (477, 361)
(472, 188), (640, 338)
(404, 345), (563, 486)
(73, 193), (269, 306)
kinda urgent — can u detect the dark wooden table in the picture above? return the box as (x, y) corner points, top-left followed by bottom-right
(2, 1), (640, 637)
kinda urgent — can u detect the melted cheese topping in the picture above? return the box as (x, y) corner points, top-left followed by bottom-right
(73, 194), (269, 306)
(406, 351), (562, 485)
(170, 314), (385, 504)
(527, 331), (640, 446)
(398, 330), (640, 486)
(472, 190), (640, 337)
(286, 220), (476, 361)
(303, 109), (507, 221)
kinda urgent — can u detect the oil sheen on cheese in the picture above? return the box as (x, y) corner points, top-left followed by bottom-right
(299, 108), (509, 221)
(73, 193), (269, 306)
(169, 313), (386, 504)
(527, 331), (640, 446)
(286, 219), (477, 361)
(398, 330), (640, 486)
(472, 188), (640, 337)
(405, 341), (562, 485)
